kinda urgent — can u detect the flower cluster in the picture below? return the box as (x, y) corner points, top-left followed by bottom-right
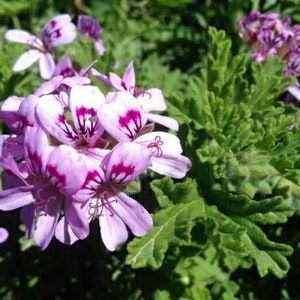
(237, 11), (300, 105)
(237, 10), (300, 76)
(0, 14), (191, 250)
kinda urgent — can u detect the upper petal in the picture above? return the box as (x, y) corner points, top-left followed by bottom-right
(103, 142), (150, 184)
(99, 92), (147, 142)
(35, 94), (76, 146)
(46, 145), (88, 195)
(5, 29), (43, 49)
(69, 85), (105, 145)
(122, 61), (135, 88)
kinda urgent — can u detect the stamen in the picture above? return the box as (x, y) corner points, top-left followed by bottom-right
(129, 86), (152, 99)
(88, 192), (116, 218)
(35, 188), (57, 208)
(147, 135), (164, 158)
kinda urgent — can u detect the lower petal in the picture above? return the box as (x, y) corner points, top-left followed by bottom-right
(99, 203), (128, 251)
(33, 199), (61, 250)
(39, 53), (55, 79)
(111, 190), (153, 237)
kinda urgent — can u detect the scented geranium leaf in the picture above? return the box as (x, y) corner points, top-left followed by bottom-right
(206, 27), (249, 102)
(126, 197), (204, 269)
(232, 217), (293, 278)
(175, 244), (240, 300)
(150, 177), (202, 209)
(206, 191), (294, 277)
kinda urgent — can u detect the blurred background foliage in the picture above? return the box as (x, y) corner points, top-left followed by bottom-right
(1, 0), (300, 299)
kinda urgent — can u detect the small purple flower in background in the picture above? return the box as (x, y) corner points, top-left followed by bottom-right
(5, 14), (76, 79)
(78, 15), (105, 56)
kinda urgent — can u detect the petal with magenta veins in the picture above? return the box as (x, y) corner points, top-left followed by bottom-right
(103, 142), (150, 184)
(69, 85), (105, 144)
(35, 95), (76, 145)
(99, 92), (147, 142)
(46, 145), (87, 195)
(24, 127), (54, 176)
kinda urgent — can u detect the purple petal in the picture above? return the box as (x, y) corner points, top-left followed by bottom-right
(43, 15), (76, 48)
(98, 196), (128, 251)
(110, 190), (153, 237)
(24, 126), (53, 175)
(18, 94), (40, 128)
(35, 95), (75, 145)
(12, 50), (42, 72)
(20, 205), (35, 239)
(91, 68), (112, 86)
(95, 39), (105, 56)
(64, 200), (89, 240)
(39, 53), (55, 79)
(109, 72), (126, 90)
(0, 186), (34, 211)
(33, 199), (61, 250)
(0, 95), (24, 133)
(34, 75), (64, 96)
(135, 132), (191, 178)
(55, 216), (80, 245)
(122, 61), (135, 88)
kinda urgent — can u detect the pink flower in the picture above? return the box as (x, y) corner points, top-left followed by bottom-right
(78, 15), (105, 56)
(93, 61), (178, 130)
(0, 127), (88, 249)
(72, 142), (153, 251)
(5, 15), (76, 79)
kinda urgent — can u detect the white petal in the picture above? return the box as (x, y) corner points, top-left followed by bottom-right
(12, 50), (42, 72)
(39, 53), (55, 79)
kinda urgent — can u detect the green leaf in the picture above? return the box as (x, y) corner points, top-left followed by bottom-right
(126, 199), (204, 269)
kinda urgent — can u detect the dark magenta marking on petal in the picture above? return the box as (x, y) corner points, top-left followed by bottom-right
(50, 20), (57, 29)
(45, 164), (66, 188)
(27, 150), (43, 176)
(82, 170), (103, 190)
(118, 109), (142, 139)
(76, 106), (98, 137)
(109, 162), (135, 183)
